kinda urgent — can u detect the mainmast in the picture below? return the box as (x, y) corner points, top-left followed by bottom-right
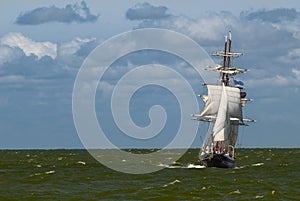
(226, 31), (232, 86)
(222, 31), (232, 86)
(209, 31), (245, 80)
(222, 35), (227, 85)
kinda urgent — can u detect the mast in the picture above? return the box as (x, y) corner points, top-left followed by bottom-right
(221, 31), (234, 86)
(222, 36), (227, 85)
(225, 31), (232, 86)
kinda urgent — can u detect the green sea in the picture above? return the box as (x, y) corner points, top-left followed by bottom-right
(0, 149), (299, 200)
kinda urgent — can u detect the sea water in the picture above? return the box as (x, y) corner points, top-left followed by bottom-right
(0, 149), (299, 200)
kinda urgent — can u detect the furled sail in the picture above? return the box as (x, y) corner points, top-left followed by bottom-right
(200, 85), (243, 121)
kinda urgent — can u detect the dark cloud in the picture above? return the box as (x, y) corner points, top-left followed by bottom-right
(126, 2), (170, 20)
(15, 1), (99, 25)
(241, 8), (299, 23)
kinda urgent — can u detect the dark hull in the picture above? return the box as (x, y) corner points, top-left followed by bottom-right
(201, 153), (235, 168)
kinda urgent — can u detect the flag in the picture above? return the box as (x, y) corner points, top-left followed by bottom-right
(234, 80), (244, 89)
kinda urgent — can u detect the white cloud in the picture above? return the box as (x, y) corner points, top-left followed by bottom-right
(292, 68), (300, 80)
(279, 48), (300, 65)
(0, 32), (57, 59)
(271, 21), (300, 40)
(59, 37), (96, 56)
(137, 14), (234, 43)
(138, 9), (300, 92)
(0, 45), (24, 65)
(247, 70), (300, 88)
(98, 81), (114, 97)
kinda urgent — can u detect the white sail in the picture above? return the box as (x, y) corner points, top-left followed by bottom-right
(200, 85), (243, 121)
(227, 123), (239, 146)
(212, 84), (230, 141)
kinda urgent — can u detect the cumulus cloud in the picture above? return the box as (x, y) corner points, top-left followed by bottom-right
(0, 45), (24, 66)
(1, 32), (57, 59)
(132, 7), (300, 72)
(59, 37), (96, 56)
(56, 37), (98, 70)
(241, 8), (300, 40)
(15, 1), (99, 25)
(0, 32), (99, 74)
(135, 11), (240, 45)
(126, 2), (170, 20)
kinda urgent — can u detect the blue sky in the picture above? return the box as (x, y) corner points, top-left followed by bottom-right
(1, 0), (300, 149)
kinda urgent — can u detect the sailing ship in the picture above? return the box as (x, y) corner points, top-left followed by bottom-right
(192, 31), (255, 168)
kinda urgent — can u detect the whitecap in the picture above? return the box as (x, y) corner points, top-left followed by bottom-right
(157, 163), (179, 168)
(234, 165), (248, 169)
(142, 186), (153, 190)
(163, 179), (180, 187)
(45, 170), (55, 174)
(30, 172), (42, 177)
(187, 164), (206, 169)
(228, 189), (241, 195)
(77, 161), (86, 165)
(255, 195), (264, 199)
(252, 163), (264, 167)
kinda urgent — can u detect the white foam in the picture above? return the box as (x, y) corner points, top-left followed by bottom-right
(228, 189), (241, 195)
(187, 164), (206, 169)
(255, 195), (264, 199)
(157, 163), (206, 169)
(252, 162), (264, 167)
(45, 170), (55, 174)
(234, 165), (248, 169)
(77, 161), (86, 165)
(163, 179), (180, 187)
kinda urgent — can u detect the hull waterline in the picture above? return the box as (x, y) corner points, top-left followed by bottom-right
(201, 153), (235, 168)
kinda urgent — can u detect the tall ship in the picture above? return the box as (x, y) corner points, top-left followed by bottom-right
(192, 31), (255, 168)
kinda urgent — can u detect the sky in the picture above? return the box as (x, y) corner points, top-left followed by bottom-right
(1, 0), (300, 149)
